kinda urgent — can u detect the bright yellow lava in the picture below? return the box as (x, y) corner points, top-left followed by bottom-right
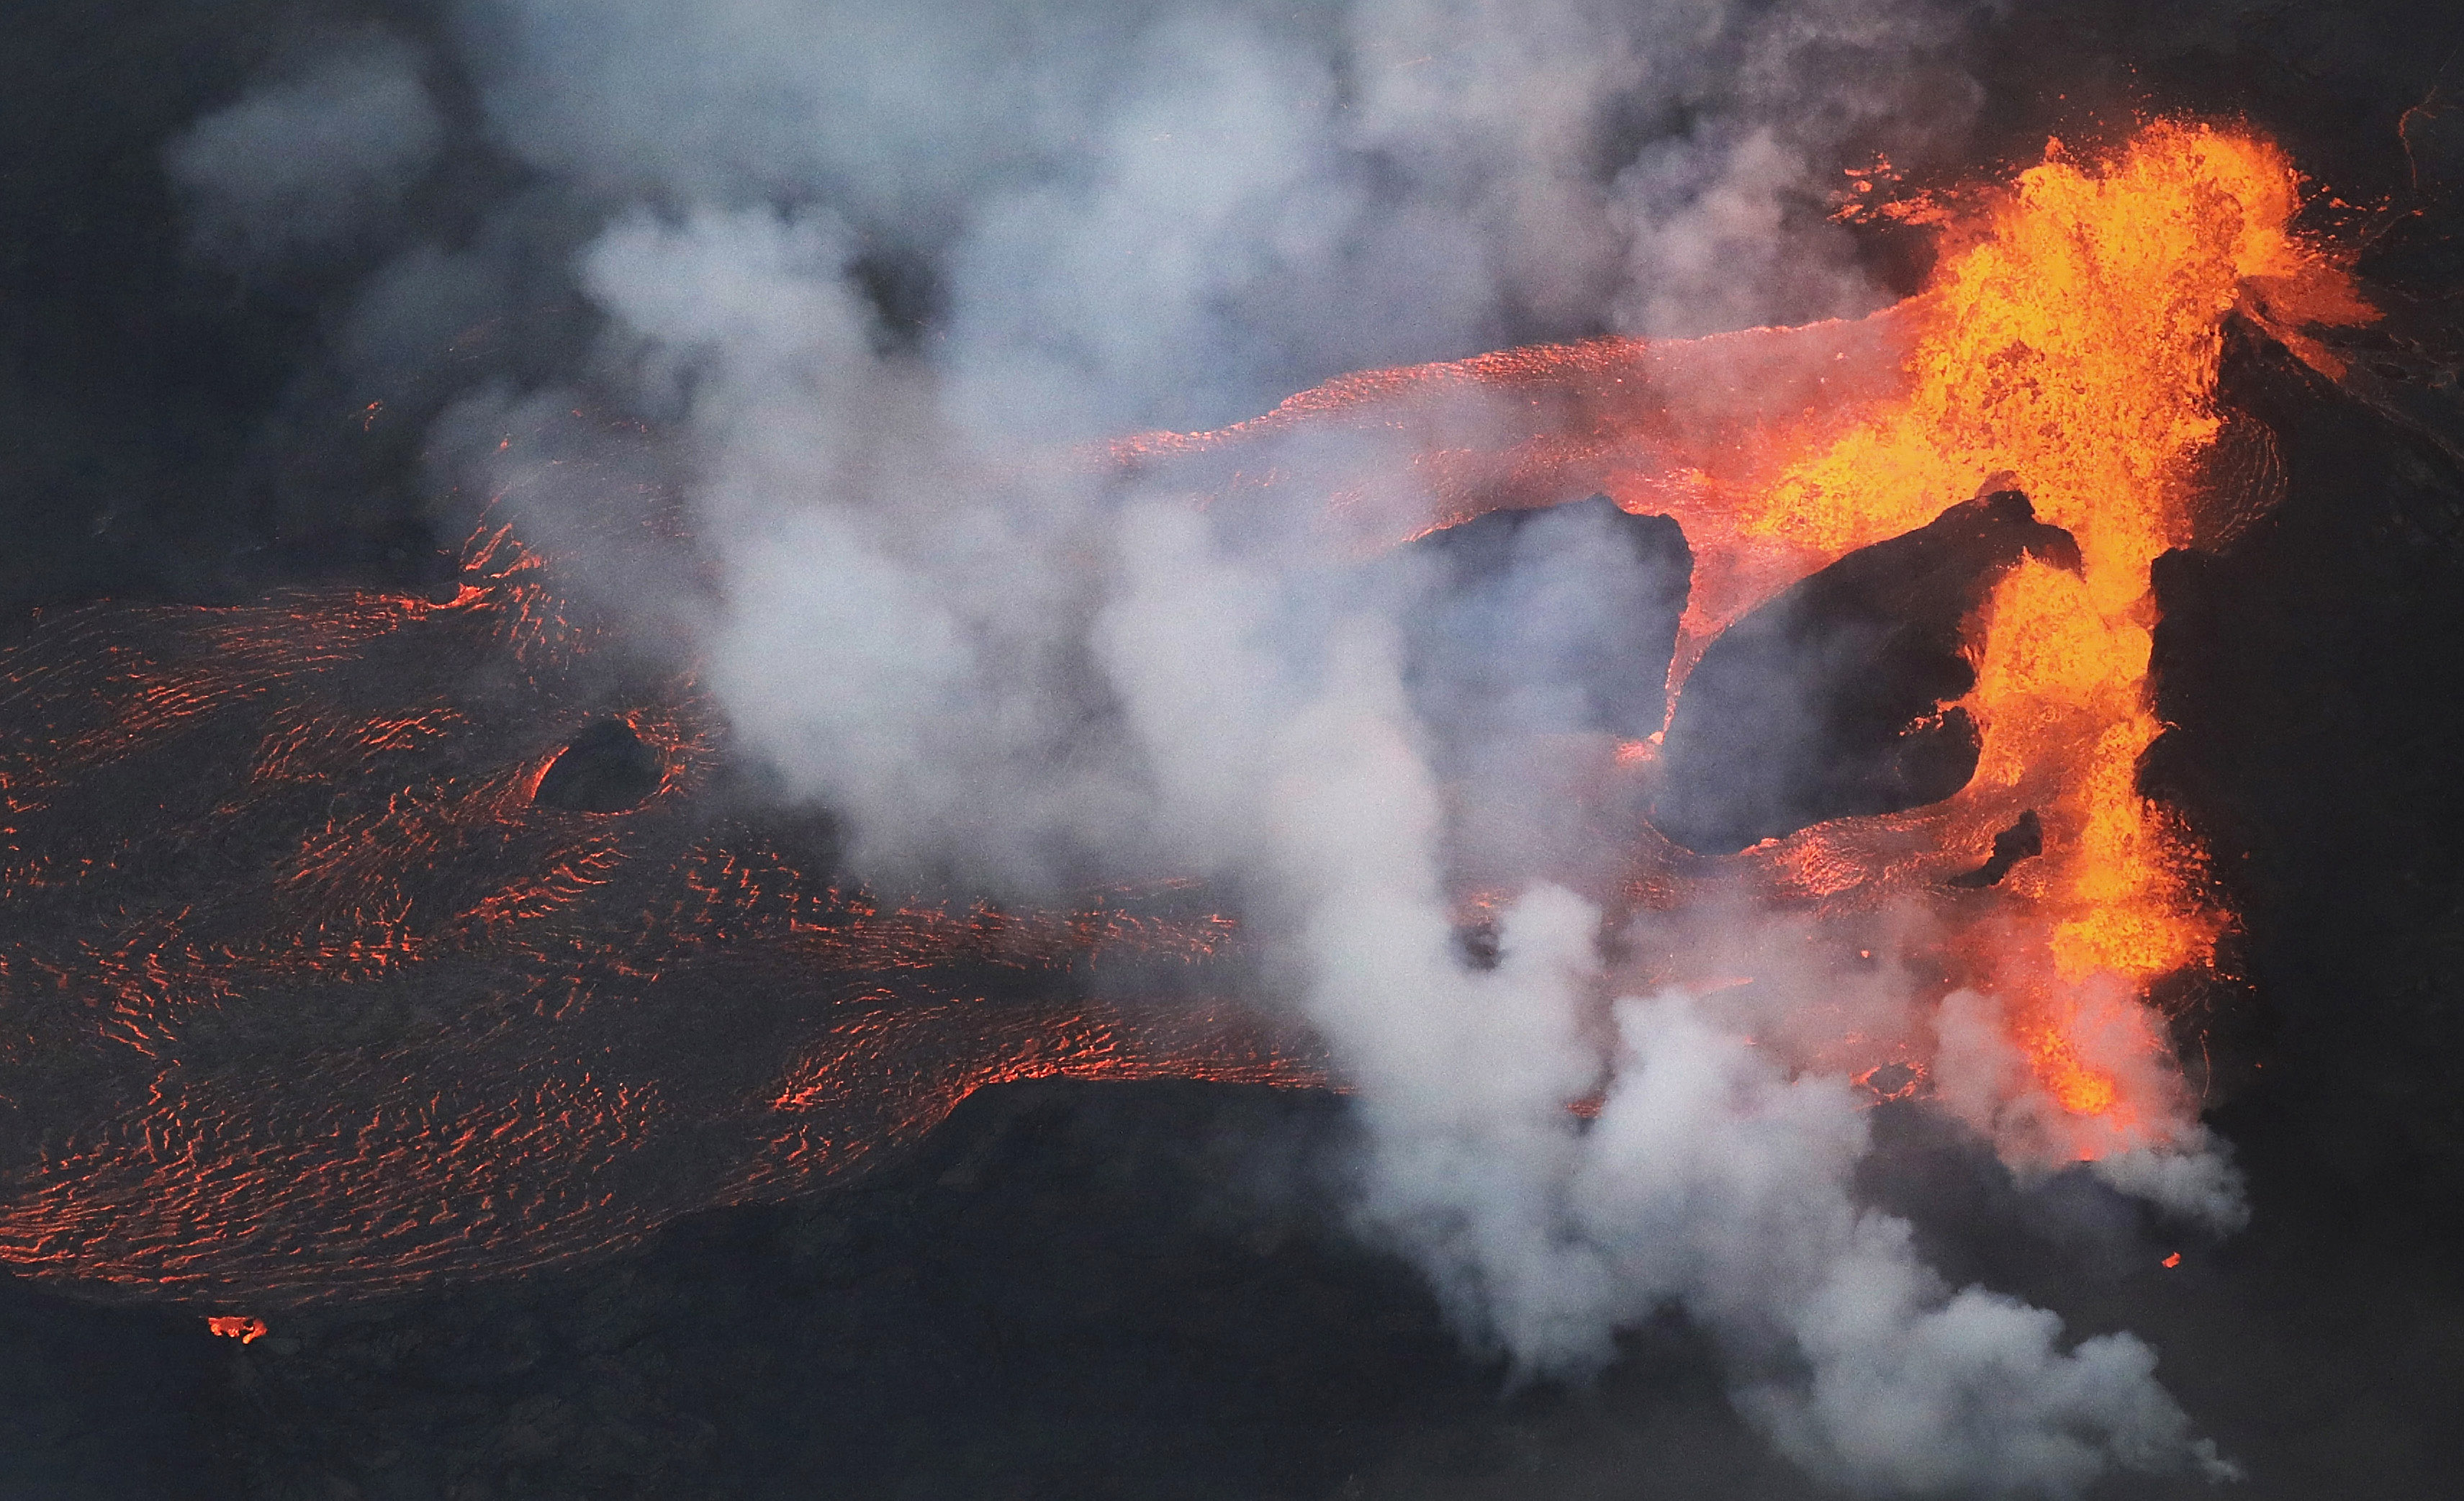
(1748, 123), (2327, 1110)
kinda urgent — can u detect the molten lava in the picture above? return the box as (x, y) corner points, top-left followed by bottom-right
(1680, 124), (2332, 1148)
(0, 120), (2367, 1308)
(1121, 121), (2369, 1159)
(1698, 124), (2363, 1148)
(0, 531), (1317, 1308)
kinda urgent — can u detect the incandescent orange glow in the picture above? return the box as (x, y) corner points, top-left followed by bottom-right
(1129, 120), (2366, 1141)
(0, 122), (2367, 1315)
(1705, 123), (2341, 1123)
(2023, 1022), (2121, 1117)
(206, 1315), (266, 1343)
(1701, 124), (2321, 1117)
(0, 511), (1316, 1311)
(1597, 124), (2355, 1133)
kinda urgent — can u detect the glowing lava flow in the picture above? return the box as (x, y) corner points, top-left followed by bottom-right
(0, 122), (2369, 1310)
(1689, 123), (2363, 1153)
(1124, 122), (2370, 1160)
(1744, 127), (2305, 973)
(0, 524), (1318, 1310)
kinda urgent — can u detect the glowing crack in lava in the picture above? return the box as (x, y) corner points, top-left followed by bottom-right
(0, 121), (2363, 1306)
(0, 528), (1319, 1307)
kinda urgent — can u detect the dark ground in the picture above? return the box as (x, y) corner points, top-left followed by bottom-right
(5, 1063), (2454, 1500)
(6, 2), (2464, 1498)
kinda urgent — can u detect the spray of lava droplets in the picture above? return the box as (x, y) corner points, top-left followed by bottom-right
(1125, 120), (2370, 1174)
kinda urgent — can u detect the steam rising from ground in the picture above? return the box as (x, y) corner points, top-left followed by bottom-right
(168, 1), (2247, 1492)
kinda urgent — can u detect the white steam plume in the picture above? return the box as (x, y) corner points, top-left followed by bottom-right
(1091, 497), (2238, 1494)
(172, 1), (2250, 1493)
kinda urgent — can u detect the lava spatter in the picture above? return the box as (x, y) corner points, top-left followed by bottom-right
(1122, 122), (2368, 1154)
(1, 122), (2365, 1306)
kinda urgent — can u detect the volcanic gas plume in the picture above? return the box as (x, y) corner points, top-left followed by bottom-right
(0, 526), (1319, 1306)
(1110, 122), (2368, 1191)
(0, 117), (2372, 1494)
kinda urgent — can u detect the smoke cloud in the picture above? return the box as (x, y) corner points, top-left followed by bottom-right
(165, 36), (446, 267)
(168, 0), (2251, 1492)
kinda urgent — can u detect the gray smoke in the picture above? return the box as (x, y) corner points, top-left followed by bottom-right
(1585, 996), (2238, 1495)
(165, 36), (445, 266)
(168, 1), (2251, 1493)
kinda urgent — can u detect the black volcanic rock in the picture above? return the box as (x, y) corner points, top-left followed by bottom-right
(1653, 489), (2080, 855)
(194, 1081), (1805, 1501)
(1399, 495), (1692, 748)
(1948, 808), (2045, 889)
(175, 1070), (2464, 1501)
(533, 719), (664, 813)
(0, 1273), (234, 1501)
(5, 5), (2464, 1500)
(2147, 312), (2464, 1197)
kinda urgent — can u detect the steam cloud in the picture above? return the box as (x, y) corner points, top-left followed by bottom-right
(171, 1), (2249, 1492)
(166, 37), (445, 266)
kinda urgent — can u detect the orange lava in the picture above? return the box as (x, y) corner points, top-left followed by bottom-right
(1125, 121), (2368, 1137)
(2023, 1022), (2121, 1118)
(1697, 124), (2316, 1119)
(0, 122), (2368, 1311)
(206, 1315), (266, 1343)
(0, 518), (1319, 1310)
(1711, 123), (2359, 1125)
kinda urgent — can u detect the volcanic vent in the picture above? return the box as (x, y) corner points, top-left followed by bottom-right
(0, 120), (2378, 1331)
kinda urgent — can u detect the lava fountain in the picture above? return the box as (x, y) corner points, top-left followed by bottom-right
(1122, 119), (2368, 1177)
(0, 120), (2368, 1307)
